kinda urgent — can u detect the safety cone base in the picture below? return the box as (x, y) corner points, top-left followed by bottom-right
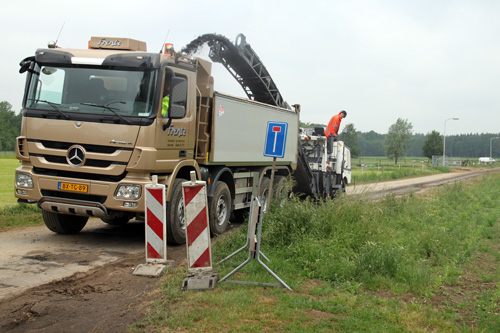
(133, 261), (174, 277)
(182, 271), (218, 291)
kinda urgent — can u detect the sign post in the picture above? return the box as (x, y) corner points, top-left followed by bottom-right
(217, 122), (292, 290)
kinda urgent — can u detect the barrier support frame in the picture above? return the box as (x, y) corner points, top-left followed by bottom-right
(218, 195), (292, 291)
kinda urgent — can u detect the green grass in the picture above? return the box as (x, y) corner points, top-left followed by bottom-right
(0, 155), (43, 230)
(0, 155), (21, 207)
(134, 172), (500, 332)
(350, 156), (451, 183)
(0, 204), (43, 230)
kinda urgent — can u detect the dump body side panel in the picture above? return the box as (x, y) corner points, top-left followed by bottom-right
(210, 93), (298, 165)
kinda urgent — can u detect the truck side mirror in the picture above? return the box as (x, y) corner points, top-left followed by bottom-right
(169, 77), (187, 119)
(19, 56), (35, 74)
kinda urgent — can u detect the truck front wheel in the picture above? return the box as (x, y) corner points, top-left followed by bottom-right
(166, 178), (186, 245)
(209, 182), (232, 236)
(42, 210), (88, 234)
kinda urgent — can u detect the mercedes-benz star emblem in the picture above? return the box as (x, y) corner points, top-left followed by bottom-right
(67, 145), (86, 166)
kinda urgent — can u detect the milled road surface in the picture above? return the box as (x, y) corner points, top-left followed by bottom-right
(0, 219), (149, 302)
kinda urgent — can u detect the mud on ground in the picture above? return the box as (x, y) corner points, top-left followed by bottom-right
(0, 248), (185, 332)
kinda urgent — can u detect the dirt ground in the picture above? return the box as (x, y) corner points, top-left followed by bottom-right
(1, 168), (499, 332)
(0, 245), (187, 332)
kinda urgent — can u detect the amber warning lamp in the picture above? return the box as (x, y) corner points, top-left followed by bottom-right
(164, 43), (174, 55)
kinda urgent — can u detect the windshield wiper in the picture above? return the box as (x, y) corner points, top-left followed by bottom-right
(80, 101), (131, 125)
(28, 99), (70, 119)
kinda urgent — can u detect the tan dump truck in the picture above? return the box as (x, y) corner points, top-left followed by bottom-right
(15, 34), (349, 244)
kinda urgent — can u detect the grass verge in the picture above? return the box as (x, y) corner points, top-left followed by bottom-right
(352, 164), (450, 183)
(0, 204), (42, 231)
(133, 172), (500, 332)
(0, 156), (20, 207)
(0, 155), (43, 230)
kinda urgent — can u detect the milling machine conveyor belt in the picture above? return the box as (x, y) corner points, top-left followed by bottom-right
(208, 34), (289, 109)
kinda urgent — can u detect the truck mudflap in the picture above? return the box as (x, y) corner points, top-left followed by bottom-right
(38, 196), (109, 219)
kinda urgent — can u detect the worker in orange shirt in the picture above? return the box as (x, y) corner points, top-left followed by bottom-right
(324, 110), (347, 153)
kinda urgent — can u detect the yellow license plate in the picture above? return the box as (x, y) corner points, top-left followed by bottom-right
(58, 182), (88, 192)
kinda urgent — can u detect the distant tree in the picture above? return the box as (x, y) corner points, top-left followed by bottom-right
(0, 101), (22, 151)
(422, 130), (443, 159)
(340, 123), (361, 158)
(385, 118), (413, 164)
(407, 133), (426, 157)
(358, 130), (386, 156)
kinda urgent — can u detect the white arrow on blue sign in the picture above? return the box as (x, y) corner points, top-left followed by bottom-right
(264, 121), (288, 158)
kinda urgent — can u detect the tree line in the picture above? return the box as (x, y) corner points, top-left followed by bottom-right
(0, 101), (22, 152)
(2, 100), (499, 160)
(354, 127), (500, 160)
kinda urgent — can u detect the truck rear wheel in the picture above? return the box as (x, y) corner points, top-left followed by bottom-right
(209, 182), (232, 236)
(273, 175), (288, 207)
(166, 178), (187, 245)
(260, 177), (271, 214)
(42, 210), (88, 234)
(335, 174), (345, 192)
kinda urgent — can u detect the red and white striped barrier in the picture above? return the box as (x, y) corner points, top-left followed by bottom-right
(182, 175), (212, 272)
(145, 176), (167, 263)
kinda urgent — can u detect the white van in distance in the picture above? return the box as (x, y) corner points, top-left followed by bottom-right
(478, 157), (496, 163)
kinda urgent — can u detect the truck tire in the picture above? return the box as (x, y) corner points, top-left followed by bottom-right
(335, 174), (345, 192)
(209, 181), (232, 236)
(260, 177), (271, 214)
(273, 175), (288, 207)
(42, 210), (88, 234)
(101, 216), (130, 226)
(166, 178), (186, 245)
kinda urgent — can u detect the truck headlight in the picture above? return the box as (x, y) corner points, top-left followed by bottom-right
(115, 184), (142, 200)
(16, 172), (34, 189)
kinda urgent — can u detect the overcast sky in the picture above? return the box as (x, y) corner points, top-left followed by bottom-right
(1, 0), (499, 136)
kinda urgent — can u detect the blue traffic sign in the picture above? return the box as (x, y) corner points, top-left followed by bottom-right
(264, 121), (288, 158)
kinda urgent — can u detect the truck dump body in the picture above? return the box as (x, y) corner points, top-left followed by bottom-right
(210, 93), (298, 165)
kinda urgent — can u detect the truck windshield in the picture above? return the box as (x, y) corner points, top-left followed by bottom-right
(26, 64), (157, 117)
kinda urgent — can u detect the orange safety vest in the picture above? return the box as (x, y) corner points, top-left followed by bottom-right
(324, 112), (343, 137)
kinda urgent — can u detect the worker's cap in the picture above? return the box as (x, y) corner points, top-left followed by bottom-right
(340, 110), (347, 117)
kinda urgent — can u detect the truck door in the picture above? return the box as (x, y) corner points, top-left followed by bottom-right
(155, 67), (195, 160)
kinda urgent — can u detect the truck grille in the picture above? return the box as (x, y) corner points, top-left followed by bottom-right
(41, 190), (106, 203)
(39, 140), (124, 154)
(34, 167), (126, 182)
(27, 139), (133, 179)
(43, 155), (124, 168)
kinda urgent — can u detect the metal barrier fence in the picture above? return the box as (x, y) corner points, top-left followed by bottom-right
(432, 156), (467, 167)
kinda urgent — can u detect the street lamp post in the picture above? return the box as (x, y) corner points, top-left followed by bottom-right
(443, 118), (459, 167)
(490, 137), (499, 160)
